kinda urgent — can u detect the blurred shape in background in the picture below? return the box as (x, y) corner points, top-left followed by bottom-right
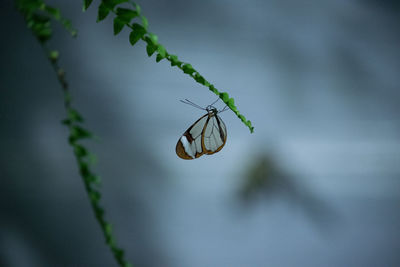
(238, 152), (338, 229)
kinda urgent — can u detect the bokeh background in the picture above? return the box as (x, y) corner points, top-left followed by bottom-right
(1, 0), (400, 266)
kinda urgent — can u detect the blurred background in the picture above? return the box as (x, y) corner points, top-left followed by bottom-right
(1, 0), (400, 266)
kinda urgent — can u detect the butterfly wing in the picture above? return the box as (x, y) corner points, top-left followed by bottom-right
(202, 114), (227, 155)
(176, 114), (209, 159)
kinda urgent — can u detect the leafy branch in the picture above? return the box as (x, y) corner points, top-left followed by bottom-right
(15, 1), (132, 266)
(83, 0), (254, 133)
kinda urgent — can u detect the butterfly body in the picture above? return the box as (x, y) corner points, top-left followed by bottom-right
(176, 106), (227, 160)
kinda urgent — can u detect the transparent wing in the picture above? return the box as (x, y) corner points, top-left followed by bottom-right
(176, 114), (208, 159)
(202, 114), (227, 155)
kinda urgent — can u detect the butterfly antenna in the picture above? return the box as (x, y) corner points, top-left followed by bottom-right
(210, 97), (220, 106)
(219, 105), (229, 113)
(180, 99), (206, 110)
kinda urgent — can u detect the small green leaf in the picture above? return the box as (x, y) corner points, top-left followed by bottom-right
(83, 0), (93, 11)
(105, 223), (113, 235)
(146, 43), (157, 56)
(219, 92), (229, 102)
(44, 6), (61, 19)
(113, 17), (125, 35)
(129, 23), (146, 46)
(141, 16), (148, 30)
(72, 125), (92, 139)
(93, 205), (104, 217)
(37, 27), (52, 43)
(68, 135), (77, 144)
(239, 114), (245, 121)
(48, 50), (59, 62)
(116, 7), (138, 23)
(79, 161), (90, 176)
(134, 3), (141, 14)
(246, 120), (254, 133)
(89, 190), (101, 202)
(157, 44), (166, 57)
(97, 2), (110, 22)
(74, 144), (88, 157)
(148, 33), (158, 44)
(169, 54), (181, 67)
(156, 53), (164, 62)
(114, 248), (125, 260)
(227, 98), (235, 109)
(194, 73), (205, 85)
(88, 174), (101, 185)
(182, 64), (195, 75)
(68, 109), (84, 122)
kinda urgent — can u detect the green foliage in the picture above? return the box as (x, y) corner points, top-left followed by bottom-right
(16, 1), (133, 266)
(129, 23), (146, 45)
(182, 64), (195, 75)
(83, 0), (93, 11)
(97, 2), (110, 22)
(87, 0), (254, 132)
(16, 0), (255, 263)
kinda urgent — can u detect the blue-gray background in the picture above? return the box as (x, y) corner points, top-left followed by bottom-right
(1, 0), (400, 266)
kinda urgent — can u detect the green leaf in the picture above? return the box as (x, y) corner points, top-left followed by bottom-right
(44, 6), (61, 19)
(68, 109), (84, 122)
(105, 223), (113, 236)
(219, 92), (229, 102)
(88, 174), (101, 185)
(113, 17), (125, 35)
(134, 3), (141, 14)
(156, 54), (163, 62)
(246, 121), (254, 133)
(79, 161), (90, 177)
(182, 64), (195, 75)
(227, 98), (235, 109)
(116, 7), (138, 23)
(148, 33), (158, 44)
(141, 16), (148, 30)
(37, 27), (52, 43)
(89, 190), (101, 202)
(74, 144), (88, 157)
(129, 23), (146, 46)
(169, 54), (181, 67)
(146, 43), (157, 56)
(83, 0), (93, 11)
(97, 2), (111, 22)
(48, 50), (59, 62)
(157, 44), (166, 57)
(28, 14), (52, 43)
(72, 125), (92, 139)
(194, 73), (205, 85)
(93, 204), (104, 217)
(114, 248), (124, 260)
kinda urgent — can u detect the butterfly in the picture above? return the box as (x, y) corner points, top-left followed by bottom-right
(176, 99), (228, 159)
